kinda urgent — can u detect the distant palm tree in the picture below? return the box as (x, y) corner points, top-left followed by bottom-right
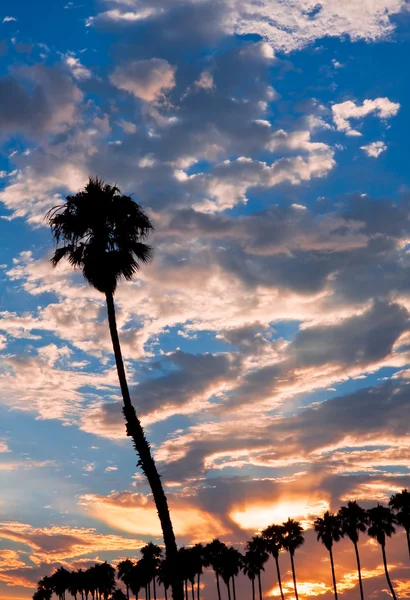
(68, 570), (82, 600)
(49, 567), (71, 600)
(245, 536), (269, 600)
(203, 539), (227, 600)
(314, 512), (343, 600)
(141, 543), (162, 600)
(282, 519), (304, 600)
(157, 558), (171, 600)
(389, 489), (410, 559)
(262, 524), (285, 600)
(242, 549), (265, 600)
(46, 178), (182, 600)
(112, 591), (128, 600)
(33, 577), (53, 600)
(338, 501), (368, 600)
(191, 544), (204, 600)
(367, 505), (398, 600)
(224, 547), (243, 600)
(128, 562), (146, 600)
(117, 560), (135, 599)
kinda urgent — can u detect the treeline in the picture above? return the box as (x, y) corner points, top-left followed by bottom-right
(34, 491), (410, 600)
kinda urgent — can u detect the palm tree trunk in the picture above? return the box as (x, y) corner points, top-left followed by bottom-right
(126, 585), (129, 600)
(232, 576), (237, 600)
(381, 543), (397, 600)
(329, 547), (338, 600)
(164, 587), (168, 600)
(191, 582), (195, 600)
(216, 573), (221, 600)
(153, 578), (157, 600)
(184, 579), (188, 600)
(226, 580), (232, 600)
(274, 556), (284, 600)
(257, 572), (262, 600)
(290, 553), (298, 600)
(406, 528), (410, 560)
(197, 573), (200, 600)
(105, 292), (182, 600)
(251, 578), (255, 600)
(353, 542), (364, 600)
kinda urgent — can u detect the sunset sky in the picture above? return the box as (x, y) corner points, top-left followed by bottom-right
(2, 1), (410, 599)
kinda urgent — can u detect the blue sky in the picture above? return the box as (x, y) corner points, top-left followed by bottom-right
(2, 1), (410, 599)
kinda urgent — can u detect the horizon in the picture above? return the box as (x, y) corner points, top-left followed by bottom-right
(2, 1), (410, 599)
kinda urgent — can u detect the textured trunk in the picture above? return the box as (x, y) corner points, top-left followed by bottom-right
(329, 547), (338, 600)
(251, 578), (255, 600)
(274, 556), (284, 600)
(216, 573), (221, 600)
(353, 542), (364, 600)
(290, 553), (298, 600)
(197, 573), (200, 600)
(257, 572), (262, 600)
(105, 292), (182, 600)
(232, 576), (237, 600)
(381, 543), (397, 600)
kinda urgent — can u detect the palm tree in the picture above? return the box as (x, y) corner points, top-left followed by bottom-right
(68, 571), (81, 600)
(46, 178), (182, 600)
(128, 562), (146, 600)
(157, 559), (171, 600)
(314, 512), (343, 600)
(223, 547), (243, 600)
(389, 489), (410, 559)
(245, 537), (269, 600)
(242, 550), (264, 600)
(203, 539), (227, 600)
(117, 560), (135, 599)
(338, 501), (368, 600)
(190, 544), (204, 600)
(34, 577), (53, 600)
(50, 567), (71, 600)
(262, 524), (285, 600)
(141, 544), (162, 600)
(112, 591), (128, 600)
(282, 519), (304, 600)
(367, 505), (398, 600)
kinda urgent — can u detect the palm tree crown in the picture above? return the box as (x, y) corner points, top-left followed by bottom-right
(389, 489), (410, 557)
(314, 512), (343, 551)
(282, 519), (304, 556)
(338, 501), (368, 544)
(367, 505), (396, 546)
(46, 177), (153, 295)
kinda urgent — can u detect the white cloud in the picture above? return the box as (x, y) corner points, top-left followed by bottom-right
(332, 97), (400, 136)
(110, 58), (176, 102)
(2, 16), (16, 23)
(360, 140), (387, 158)
(64, 54), (92, 80)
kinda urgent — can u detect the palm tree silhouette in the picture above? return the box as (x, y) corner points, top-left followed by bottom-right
(242, 549), (266, 600)
(338, 501), (368, 600)
(262, 524), (285, 600)
(34, 577), (53, 600)
(112, 591), (128, 600)
(367, 504), (398, 600)
(128, 562), (146, 600)
(389, 489), (410, 559)
(46, 178), (182, 600)
(191, 544), (204, 600)
(282, 519), (304, 600)
(49, 567), (71, 600)
(157, 558), (171, 600)
(245, 536), (269, 600)
(117, 560), (135, 599)
(141, 543), (162, 600)
(225, 547), (243, 600)
(314, 512), (343, 600)
(203, 539), (227, 600)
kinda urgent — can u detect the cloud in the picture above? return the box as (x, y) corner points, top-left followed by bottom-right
(332, 98), (400, 136)
(110, 58), (176, 102)
(2, 16), (17, 23)
(360, 140), (387, 157)
(64, 54), (92, 81)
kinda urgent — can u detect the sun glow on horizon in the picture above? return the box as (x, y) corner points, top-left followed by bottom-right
(229, 498), (329, 531)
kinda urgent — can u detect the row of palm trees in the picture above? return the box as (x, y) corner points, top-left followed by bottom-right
(34, 491), (410, 600)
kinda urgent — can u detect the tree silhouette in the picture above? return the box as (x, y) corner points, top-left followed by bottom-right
(141, 543), (162, 600)
(157, 558), (171, 600)
(314, 512), (343, 600)
(128, 561), (146, 600)
(49, 567), (71, 600)
(245, 536), (269, 600)
(389, 488), (410, 559)
(190, 544), (204, 600)
(367, 504), (398, 600)
(242, 548), (266, 600)
(46, 178), (182, 600)
(117, 560), (135, 600)
(203, 539), (227, 600)
(112, 591), (128, 600)
(338, 501), (368, 600)
(262, 524), (285, 600)
(282, 519), (304, 600)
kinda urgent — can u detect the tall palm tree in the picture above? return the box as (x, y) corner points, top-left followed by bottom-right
(191, 544), (204, 600)
(338, 501), (368, 600)
(245, 537), (269, 600)
(224, 547), (243, 600)
(117, 560), (135, 600)
(49, 567), (71, 600)
(242, 549), (265, 600)
(157, 558), (171, 600)
(141, 544), (162, 600)
(389, 489), (410, 559)
(262, 524), (285, 600)
(282, 519), (304, 600)
(203, 539), (227, 600)
(46, 178), (182, 600)
(314, 512), (343, 600)
(367, 505), (398, 600)
(128, 562), (146, 600)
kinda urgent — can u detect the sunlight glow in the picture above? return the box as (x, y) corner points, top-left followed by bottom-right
(230, 498), (329, 531)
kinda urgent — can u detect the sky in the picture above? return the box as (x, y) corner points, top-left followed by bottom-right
(2, 0), (410, 599)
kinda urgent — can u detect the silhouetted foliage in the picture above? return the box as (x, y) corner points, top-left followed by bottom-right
(367, 504), (398, 600)
(338, 501), (368, 600)
(314, 512), (343, 600)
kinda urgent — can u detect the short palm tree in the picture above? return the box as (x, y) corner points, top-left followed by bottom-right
(338, 501), (368, 600)
(282, 519), (304, 600)
(367, 505), (398, 600)
(245, 536), (269, 600)
(203, 539), (227, 600)
(117, 559), (135, 599)
(314, 512), (343, 600)
(242, 549), (264, 600)
(157, 558), (171, 600)
(389, 489), (410, 559)
(46, 178), (182, 600)
(262, 524), (285, 600)
(191, 544), (204, 600)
